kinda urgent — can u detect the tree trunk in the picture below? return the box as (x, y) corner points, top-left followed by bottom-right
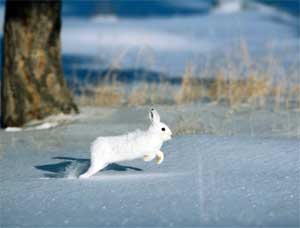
(1, 0), (78, 128)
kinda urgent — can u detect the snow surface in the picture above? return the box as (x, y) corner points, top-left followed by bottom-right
(214, 0), (243, 14)
(5, 122), (58, 132)
(3, 113), (80, 132)
(1, 107), (299, 227)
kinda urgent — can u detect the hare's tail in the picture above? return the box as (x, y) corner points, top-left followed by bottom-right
(63, 161), (86, 179)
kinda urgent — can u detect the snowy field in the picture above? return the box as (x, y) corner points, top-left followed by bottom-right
(0, 107), (299, 227)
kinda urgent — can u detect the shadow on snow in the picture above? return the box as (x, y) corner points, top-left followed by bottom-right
(35, 156), (142, 178)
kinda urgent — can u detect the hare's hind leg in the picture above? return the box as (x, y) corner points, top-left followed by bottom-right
(143, 154), (156, 162)
(79, 162), (107, 179)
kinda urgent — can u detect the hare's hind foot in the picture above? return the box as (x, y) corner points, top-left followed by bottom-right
(79, 163), (107, 179)
(156, 151), (164, 164)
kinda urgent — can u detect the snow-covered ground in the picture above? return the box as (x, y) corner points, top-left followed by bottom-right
(2, 104), (300, 138)
(1, 134), (299, 227)
(0, 107), (299, 227)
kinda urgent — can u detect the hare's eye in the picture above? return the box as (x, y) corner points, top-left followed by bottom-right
(161, 128), (165, 131)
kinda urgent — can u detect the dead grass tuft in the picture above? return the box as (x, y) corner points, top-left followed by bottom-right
(227, 75), (270, 108)
(128, 82), (175, 106)
(72, 42), (299, 111)
(75, 69), (298, 111)
(208, 72), (227, 102)
(92, 83), (124, 106)
(175, 64), (204, 104)
(128, 84), (149, 106)
(76, 78), (125, 107)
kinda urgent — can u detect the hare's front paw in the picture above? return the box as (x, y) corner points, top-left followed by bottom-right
(143, 154), (155, 162)
(156, 151), (164, 165)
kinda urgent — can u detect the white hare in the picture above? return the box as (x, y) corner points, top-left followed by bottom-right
(79, 109), (172, 178)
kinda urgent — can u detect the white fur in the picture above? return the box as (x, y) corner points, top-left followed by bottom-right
(79, 109), (172, 178)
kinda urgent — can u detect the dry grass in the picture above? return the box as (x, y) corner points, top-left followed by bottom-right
(76, 87), (124, 107)
(149, 82), (174, 104)
(90, 83), (124, 106)
(175, 64), (204, 104)
(128, 84), (149, 106)
(75, 69), (299, 111)
(208, 72), (227, 102)
(222, 74), (270, 108)
(73, 42), (299, 111)
(174, 65), (272, 109)
(76, 76), (125, 107)
(286, 85), (300, 110)
(271, 82), (285, 111)
(127, 82), (175, 106)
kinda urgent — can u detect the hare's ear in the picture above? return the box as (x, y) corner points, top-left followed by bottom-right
(149, 108), (160, 124)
